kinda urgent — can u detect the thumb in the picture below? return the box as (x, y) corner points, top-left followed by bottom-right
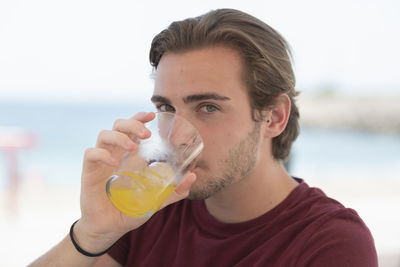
(160, 172), (196, 209)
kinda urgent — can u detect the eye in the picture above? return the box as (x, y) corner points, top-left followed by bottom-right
(157, 104), (175, 112)
(199, 104), (219, 113)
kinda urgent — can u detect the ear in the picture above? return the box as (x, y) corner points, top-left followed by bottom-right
(263, 93), (291, 138)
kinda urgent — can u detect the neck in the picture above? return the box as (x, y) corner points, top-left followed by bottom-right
(204, 159), (298, 223)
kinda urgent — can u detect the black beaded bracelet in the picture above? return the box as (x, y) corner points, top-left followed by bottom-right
(69, 220), (113, 257)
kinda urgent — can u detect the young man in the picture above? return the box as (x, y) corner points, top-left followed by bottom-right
(31, 9), (377, 267)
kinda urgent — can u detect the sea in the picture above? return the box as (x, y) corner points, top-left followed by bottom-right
(1, 101), (400, 189)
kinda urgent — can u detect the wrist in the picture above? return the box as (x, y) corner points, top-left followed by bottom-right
(71, 219), (121, 255)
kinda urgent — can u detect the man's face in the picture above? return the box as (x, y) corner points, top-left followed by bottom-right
(152, 46), (264, 200)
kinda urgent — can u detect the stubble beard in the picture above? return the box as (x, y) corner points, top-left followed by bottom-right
(188, 122), (261, 200)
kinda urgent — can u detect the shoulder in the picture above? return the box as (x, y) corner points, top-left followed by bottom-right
(287, 181), (378, 266)
(296, 204), (378, 266)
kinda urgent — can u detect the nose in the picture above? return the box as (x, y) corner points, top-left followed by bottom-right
(168, 115), (197, 150)
(157, 112), (202, 162)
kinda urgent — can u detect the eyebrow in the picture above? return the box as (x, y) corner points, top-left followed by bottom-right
(151, 95), (171, 105)
(182, 93), (231, 104)
(151, 93), (231, 104)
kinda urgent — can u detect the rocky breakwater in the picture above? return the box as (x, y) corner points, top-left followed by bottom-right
(297, 93), (400, 134)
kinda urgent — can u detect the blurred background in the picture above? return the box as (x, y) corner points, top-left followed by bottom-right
(1, 0), (399, 266)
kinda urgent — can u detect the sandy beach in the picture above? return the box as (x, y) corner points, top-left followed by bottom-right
(1, 171), (399, 267)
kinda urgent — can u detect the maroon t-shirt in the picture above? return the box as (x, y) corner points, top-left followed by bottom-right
(108, 179), (377, 266)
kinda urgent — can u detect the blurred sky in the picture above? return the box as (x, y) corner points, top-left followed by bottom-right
(0, 0), (399, 103)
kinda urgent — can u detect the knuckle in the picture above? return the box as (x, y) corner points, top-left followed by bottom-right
(98, 129), (109, 138)
(84, 147), (95, 157)
(112, 118), (125, 129)
(129, 119), (142, 128)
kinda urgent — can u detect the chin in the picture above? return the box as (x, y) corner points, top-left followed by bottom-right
(187, 182), (212, 200)
(187, 180), (222, 201)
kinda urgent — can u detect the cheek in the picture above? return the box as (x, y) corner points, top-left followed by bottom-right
(200, 131), (235, 165)
(196, 117), (252, 164)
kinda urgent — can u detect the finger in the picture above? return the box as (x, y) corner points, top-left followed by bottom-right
(96, 130), (137, 150)
(160, 172), (196, 209)
(84, 147), (119, 167)
(112, 119), (151, 140)
(132, 112), (156, 122)
(174, 172), (197, 195)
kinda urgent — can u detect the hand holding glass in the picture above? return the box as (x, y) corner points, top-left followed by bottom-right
(106, 112), (203, 218)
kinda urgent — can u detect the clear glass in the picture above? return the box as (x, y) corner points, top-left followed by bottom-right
(106, 112), (204, 218)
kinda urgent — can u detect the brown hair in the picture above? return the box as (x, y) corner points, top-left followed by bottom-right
(149, 8), (300, 161)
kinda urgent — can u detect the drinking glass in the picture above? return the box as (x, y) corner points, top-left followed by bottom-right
(106, 112), (203, 218)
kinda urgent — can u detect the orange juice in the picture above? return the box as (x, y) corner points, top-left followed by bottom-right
(107, 162), (176, 218)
